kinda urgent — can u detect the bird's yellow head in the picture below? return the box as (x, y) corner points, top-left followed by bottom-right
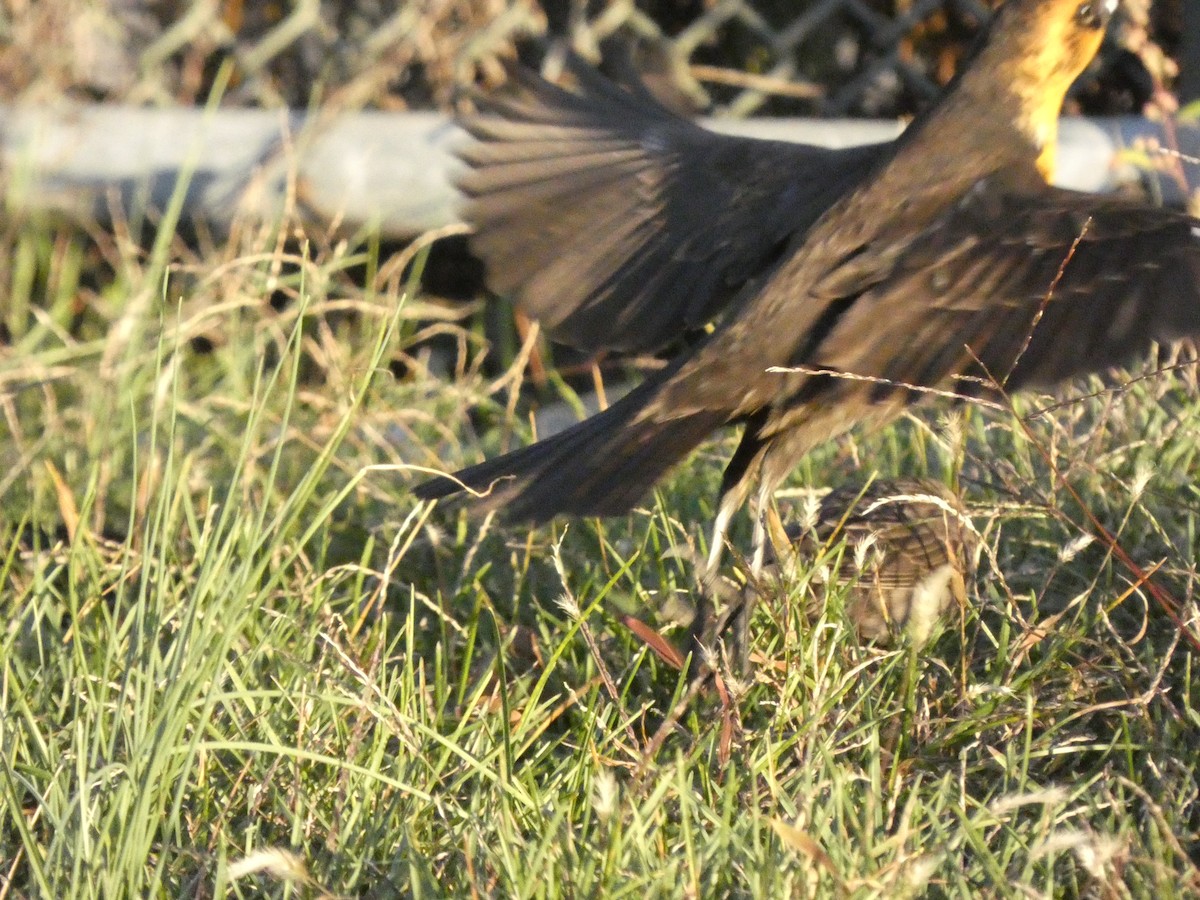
(969, 0), (1117, 177)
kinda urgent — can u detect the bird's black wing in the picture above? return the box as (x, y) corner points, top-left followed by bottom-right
(806, 181), (1200, 399)
(458, 57), (888, 353)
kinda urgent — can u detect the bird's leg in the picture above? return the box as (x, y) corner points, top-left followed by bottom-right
(688, 502), (735, 672)
(727, 480), (776, 674)
(750, 486), (772, 578)
(704, 504), (734, 578)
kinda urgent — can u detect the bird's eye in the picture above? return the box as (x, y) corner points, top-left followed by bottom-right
(1075, 0), (1113, 28)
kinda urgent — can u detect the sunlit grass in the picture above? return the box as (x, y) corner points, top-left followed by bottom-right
(1, 209), (1198, 897)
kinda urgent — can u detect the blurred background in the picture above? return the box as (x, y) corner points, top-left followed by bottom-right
(2, 0), (1195, 379)
(0, 0), (1192, 116)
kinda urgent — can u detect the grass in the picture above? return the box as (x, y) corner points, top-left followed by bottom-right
(2, 204), (1200, 898)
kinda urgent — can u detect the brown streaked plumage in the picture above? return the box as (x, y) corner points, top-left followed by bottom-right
(770, 480), (977, 648)
(416, 0), (1198, 633)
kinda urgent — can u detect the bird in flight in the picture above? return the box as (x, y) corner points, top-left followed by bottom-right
(416, 0), (1199, 643)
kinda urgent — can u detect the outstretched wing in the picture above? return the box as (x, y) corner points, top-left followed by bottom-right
(458, 57), (887, 353)
(806, 180), (1200, 399)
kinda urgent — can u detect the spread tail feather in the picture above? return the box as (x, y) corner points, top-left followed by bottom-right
(414, 381), (726, 523)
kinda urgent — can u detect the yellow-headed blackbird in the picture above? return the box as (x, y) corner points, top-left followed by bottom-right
(771, 480), (977, 648)
(417, 0), (1197, 585)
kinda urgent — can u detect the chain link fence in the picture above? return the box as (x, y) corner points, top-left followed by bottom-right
(0, 0), (1190, 117)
